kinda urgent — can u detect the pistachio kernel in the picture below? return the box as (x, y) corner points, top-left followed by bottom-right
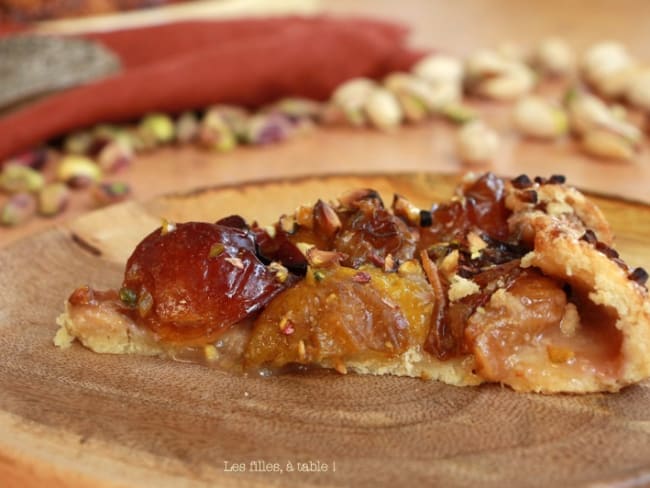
(1, 192), (37, 226)
(38, 183), (70, 217)
(0, 164), (45, 193)
(313, 270), (326, 282)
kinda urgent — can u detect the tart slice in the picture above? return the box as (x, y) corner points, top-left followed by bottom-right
(55, 173), (650, 393)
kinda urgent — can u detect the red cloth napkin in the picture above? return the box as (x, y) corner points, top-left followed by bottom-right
(0, 16), (425, 161)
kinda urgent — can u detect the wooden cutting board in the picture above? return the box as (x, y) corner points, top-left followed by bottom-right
(1, 173), (650, 488)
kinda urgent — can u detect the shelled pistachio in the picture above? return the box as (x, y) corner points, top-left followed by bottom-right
(175, 111), (200, 144)
(38, 183), (70, 217)
(0, 164), (45, 193)
(138, 113), (175, 145)
(513, 96), (568, 139)
(1, 192), (36, 226)
(56, 155), (103, 188)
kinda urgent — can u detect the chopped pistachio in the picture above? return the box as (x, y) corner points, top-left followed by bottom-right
(118, 286), (137, 306)
(313, 270), (326, 282)
(209, 243), (225, 258)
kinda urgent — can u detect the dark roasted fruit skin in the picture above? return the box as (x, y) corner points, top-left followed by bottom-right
(121, 222), (288, 345)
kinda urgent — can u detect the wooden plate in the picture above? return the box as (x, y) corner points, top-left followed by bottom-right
(1, 173), (650, 488)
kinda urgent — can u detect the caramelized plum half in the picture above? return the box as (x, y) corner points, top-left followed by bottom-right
(245, 264), (433, 370)
(121, 222), (288, 345)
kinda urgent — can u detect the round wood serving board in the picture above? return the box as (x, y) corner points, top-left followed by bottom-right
(1, 173), (650, 488)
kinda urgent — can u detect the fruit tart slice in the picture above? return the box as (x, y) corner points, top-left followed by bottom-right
(55, 173), (650, 393)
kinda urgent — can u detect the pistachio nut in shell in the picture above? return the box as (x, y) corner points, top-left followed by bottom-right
(412, 54), (464, 85)
(56, 155), (103, 188)
(365, 87), (403, 130)
(456, 121), (500, 164)
(513, 96), (568, 139)
(332, 77), (376, 126)
(582, 41), (634, 84)
(626, 68), (650, 111)
(534, 37), (575, 76)
(581, 129), (637, 161)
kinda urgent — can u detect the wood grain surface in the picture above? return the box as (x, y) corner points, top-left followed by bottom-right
(1, 173), (650, 488)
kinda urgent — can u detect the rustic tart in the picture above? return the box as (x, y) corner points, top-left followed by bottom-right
(54, 173), (650, 393)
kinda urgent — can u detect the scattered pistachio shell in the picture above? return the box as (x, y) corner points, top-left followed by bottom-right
(0, 164), (45, 193)
(456, 121), (500, 164)
(56, 155), (103, 188)
(513, 96), (568, 139)
(534, 37), (575, 76)
(1, 192), (36, 226)
(97, 139), (133, 173)
(332, 78), (376, 127)
(245, 113), (292, 145)
(581, 129), (637, 161)
(38, 183), (70, 217)
(175, 111), (200, 144)
(412, 54), (464, 86)
(365, 88), (403, 130)
(93, 181), (131, 206)
(626, 68), (650, 111)
(139, 113), (175, 144)
(441, 103), (477, 124)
